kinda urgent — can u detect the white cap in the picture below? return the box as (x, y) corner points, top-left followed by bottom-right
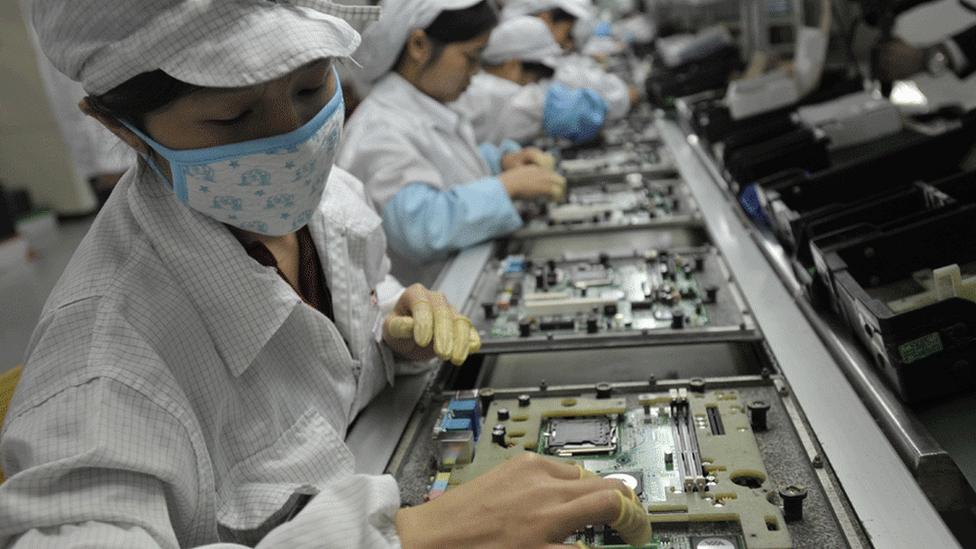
(31, 0), (379, 96)
(356, 0), (485, 84)
(501, 0), (594, 21)
(482, 16), (563, 68)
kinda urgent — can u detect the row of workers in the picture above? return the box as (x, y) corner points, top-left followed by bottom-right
(0, 0), (650, 548)
(341, 0), (638, 285)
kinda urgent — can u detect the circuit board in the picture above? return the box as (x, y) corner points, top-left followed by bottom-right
(601, 109), (661, 147)
(560, 142), (676, 182)
(427, 390), (792, 549)
(467, 248), (754, 352)
(516, 175), (699, 238)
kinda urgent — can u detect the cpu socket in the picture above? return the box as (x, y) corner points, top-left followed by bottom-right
(543, 416), (618, 457)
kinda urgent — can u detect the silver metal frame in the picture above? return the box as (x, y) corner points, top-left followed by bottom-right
(658, 118), (960, 547)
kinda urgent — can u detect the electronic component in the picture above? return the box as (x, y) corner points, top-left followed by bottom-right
(691, 536), (744, 549)
(559, 142), (676, 183)
(779, 485), (808, 522)
(429, 390), (794, 548)
(466, 247), (755, 352)
(431, 393), (483, 469)
(796, 92), (903, 150)
(602, 471), (644, 496)
(814, 206), (976, 402)
(543, 416), (619, 457)
(747, 400), (771, 432)
(515, 174), (697, 238)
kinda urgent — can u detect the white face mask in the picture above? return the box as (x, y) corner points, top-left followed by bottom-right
(124, 68), (344, 236)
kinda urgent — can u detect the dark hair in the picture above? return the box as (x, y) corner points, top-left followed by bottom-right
(87, 70), (201, 130)
(548, 8), (578, 22)
(521, 61), (556, 81)
(395, 1), (499, 71)
(425, 1), (498, 42)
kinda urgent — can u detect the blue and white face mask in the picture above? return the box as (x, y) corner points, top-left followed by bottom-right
(124, 68), (344, 236)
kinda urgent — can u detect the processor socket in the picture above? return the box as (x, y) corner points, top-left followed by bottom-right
(543, 416), (618, 457)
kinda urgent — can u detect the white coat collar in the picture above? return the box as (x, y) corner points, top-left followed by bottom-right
(372, 72), (466, 134)
(127, 163), (307, 378)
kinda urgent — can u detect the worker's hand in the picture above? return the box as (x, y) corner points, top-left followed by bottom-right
(502, 147), (557, 171)
(500, 165), (567, 201)
(383, 284), (480, 365)
(395, 453), (652, 549)
(876, 38), (928, 82)
(628, 85), (641, 106)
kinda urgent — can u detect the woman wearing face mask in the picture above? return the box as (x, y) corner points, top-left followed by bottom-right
(0, 1), (649, 548)
(337, 0), (567, 287)
(452, 15), (609, 145)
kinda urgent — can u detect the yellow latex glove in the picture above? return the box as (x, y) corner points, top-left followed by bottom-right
(502, 146), (557, 171)
(383, 284), (481, 365)
(576, 464), (652, 546)
(500, 166), (567, 202)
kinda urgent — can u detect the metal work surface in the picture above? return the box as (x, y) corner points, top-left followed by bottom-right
(658, 119), (959, 547)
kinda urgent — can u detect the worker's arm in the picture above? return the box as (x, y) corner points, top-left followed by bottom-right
(381, 179), (524, 263)
(479, 140), (523, 175)
(0, 308), (403, 549)
(0, 376), (400, 549)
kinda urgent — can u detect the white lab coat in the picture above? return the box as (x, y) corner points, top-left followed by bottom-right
(337, 73), (494, 285)
(556, 53), (631, 120)
(452, 71), (548, 145)
(0, 162), (408, 548)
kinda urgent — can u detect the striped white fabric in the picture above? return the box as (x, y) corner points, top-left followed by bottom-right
(0, 162), (405, 548)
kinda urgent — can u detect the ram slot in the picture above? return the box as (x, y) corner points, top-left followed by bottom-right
(669, 389), (704, 493)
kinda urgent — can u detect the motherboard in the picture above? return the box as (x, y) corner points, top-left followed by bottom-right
(467, 249), (755, 352)
(560, 142), (676, 182)
(425, 389), (794, 549)
(516, 174), (699, 238)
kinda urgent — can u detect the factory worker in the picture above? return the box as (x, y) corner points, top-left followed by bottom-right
(502, 0), (638, 120)
(337, 0), (566, 287)
(452, 15), (609, 145)
(0, 1), (650, 548)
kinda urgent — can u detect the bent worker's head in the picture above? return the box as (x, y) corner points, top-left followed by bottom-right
(500, 0), (594, 52)
(33, 0), (362, 156)
(397, 3), (499, 103)
(33, 0), (367, 236)
(481, 16), (562, 85)
(357, 0), (499, 103)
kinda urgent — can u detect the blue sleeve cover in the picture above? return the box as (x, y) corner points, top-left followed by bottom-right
(543, 83), (609, 144)
(594, 20), (613, 37)
(479, 140), (525, 174)
(381, 178), (524, 262)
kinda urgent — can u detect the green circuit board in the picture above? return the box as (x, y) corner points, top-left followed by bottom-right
(483, 251), (711, 341)
(519, 176), (687, 232)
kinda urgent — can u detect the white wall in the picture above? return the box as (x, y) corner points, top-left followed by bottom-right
(0, 0), (96, 215)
